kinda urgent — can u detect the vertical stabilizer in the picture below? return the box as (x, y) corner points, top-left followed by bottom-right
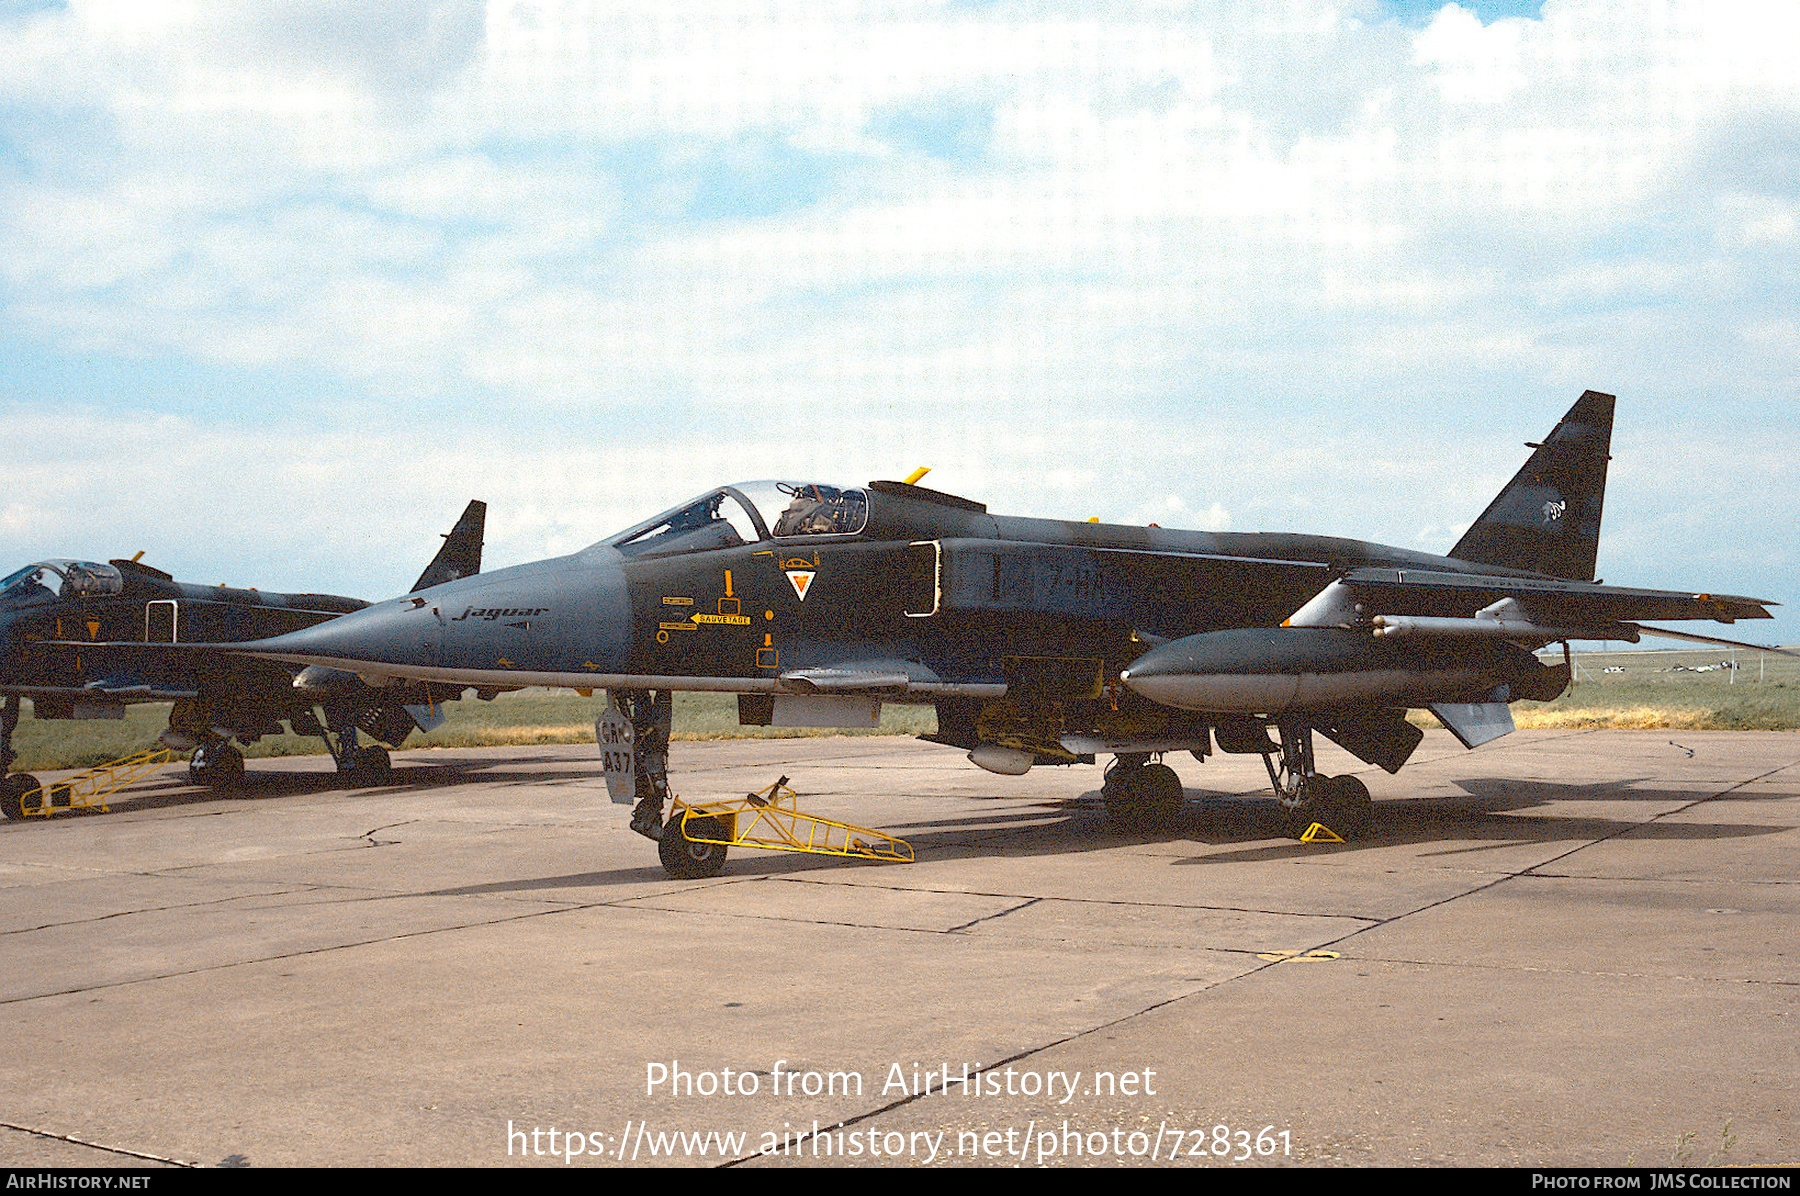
(1449, 391), (1613, 581)
(411, 500), (487, 592)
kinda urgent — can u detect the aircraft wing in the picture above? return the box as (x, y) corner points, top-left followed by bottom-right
(1338, 566), (1775, 623)
(1318, 567), (1787, 653)
(776, 665), (1004, 698)
(776, 667), (912, 692)
(0, 681), (200, 701)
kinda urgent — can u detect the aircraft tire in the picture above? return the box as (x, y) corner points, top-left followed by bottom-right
(659, 814), (728, 879)
(1328, 775), (1372, 839)
(1281, 775), (1371, 840)
(1104, 762), (1183, 831)
(188, 744), (246, 787)
(2, 774), (42, 821)
(348, 747), (392, 786)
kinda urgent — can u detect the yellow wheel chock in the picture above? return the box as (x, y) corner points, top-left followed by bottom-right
(16, 747), (174, 818)
(1298, 821), (1344, 844)
(670, 776), (913, 863)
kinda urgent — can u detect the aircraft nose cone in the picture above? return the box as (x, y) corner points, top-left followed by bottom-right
(242, 549), (632, 685)
(247, 597), (445, 673)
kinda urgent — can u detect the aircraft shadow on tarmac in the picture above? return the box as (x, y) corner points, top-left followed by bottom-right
(1149, 776), (1794, 866)
(398, 771), (1795, 899)
(4, 753), (611, 821)
(23, 757), (1788, 895)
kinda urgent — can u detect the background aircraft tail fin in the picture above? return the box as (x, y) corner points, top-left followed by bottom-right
(1449, 391), (1614, 581)
(411, 500), (486, 592)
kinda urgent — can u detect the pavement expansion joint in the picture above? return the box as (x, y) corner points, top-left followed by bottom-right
(1, 1120), (197, 1167)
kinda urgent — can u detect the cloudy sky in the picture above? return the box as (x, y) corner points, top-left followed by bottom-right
(4, 0), (1797, 645)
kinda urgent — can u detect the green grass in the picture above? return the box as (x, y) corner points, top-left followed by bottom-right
(1510, 645), (1800, 731)
(6, 691), (938, 773)
(9, 645), (1796, 773)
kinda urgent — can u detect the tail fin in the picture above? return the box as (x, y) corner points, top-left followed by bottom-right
(1449, 391), (1613, 581)
(411, 500), (486, 592)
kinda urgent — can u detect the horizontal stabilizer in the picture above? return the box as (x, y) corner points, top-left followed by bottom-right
(1624, 623), (1797, 656)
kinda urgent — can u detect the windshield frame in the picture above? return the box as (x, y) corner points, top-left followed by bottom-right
(599, 482), (869, 558)
(604, 488), (767, 559)
(1, 559), (125, 606)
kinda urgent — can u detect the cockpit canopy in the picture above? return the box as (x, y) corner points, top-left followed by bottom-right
(1, 560), (126, 607)
(606, 482), (869, 558)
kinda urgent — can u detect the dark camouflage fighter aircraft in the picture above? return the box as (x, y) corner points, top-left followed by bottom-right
(234, 393), (1781, 874)
(1, 502), (485, 819)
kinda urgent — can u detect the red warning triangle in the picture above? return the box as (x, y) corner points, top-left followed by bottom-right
(786, 570), (816, 601)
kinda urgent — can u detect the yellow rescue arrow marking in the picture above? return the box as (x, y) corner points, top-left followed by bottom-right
(1255, 950), (1342, 963)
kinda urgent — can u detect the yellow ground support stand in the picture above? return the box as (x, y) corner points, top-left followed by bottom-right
(19, 747), (174, 818)
(672, 776), (914, 863)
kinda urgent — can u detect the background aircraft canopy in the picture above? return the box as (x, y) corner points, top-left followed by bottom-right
(603, 482), (869, 558)
(2, 560), (125, 607)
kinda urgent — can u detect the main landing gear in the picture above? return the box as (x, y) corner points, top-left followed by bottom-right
(178, 728), (387, 790)
(187, 741), (246, 787)
(321, 704), (393, 786)
(1263, 721), (1372, 841)
(162, 698), (398, 791)
(1101, 753), (1184, 831)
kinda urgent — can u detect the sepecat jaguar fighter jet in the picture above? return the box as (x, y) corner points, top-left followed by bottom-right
(233, 393), (1781, 874)
(2, 502), (485, 819)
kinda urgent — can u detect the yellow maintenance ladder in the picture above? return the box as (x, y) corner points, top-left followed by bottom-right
(8, 747), (174, 819)
(660, 775), (913, 877)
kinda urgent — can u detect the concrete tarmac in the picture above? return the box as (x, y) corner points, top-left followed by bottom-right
(1, 728), (1796, 1168)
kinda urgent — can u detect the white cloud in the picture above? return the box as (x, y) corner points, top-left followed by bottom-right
(3, 0), (1798, 634)
(1414, 3), (1528, 104)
